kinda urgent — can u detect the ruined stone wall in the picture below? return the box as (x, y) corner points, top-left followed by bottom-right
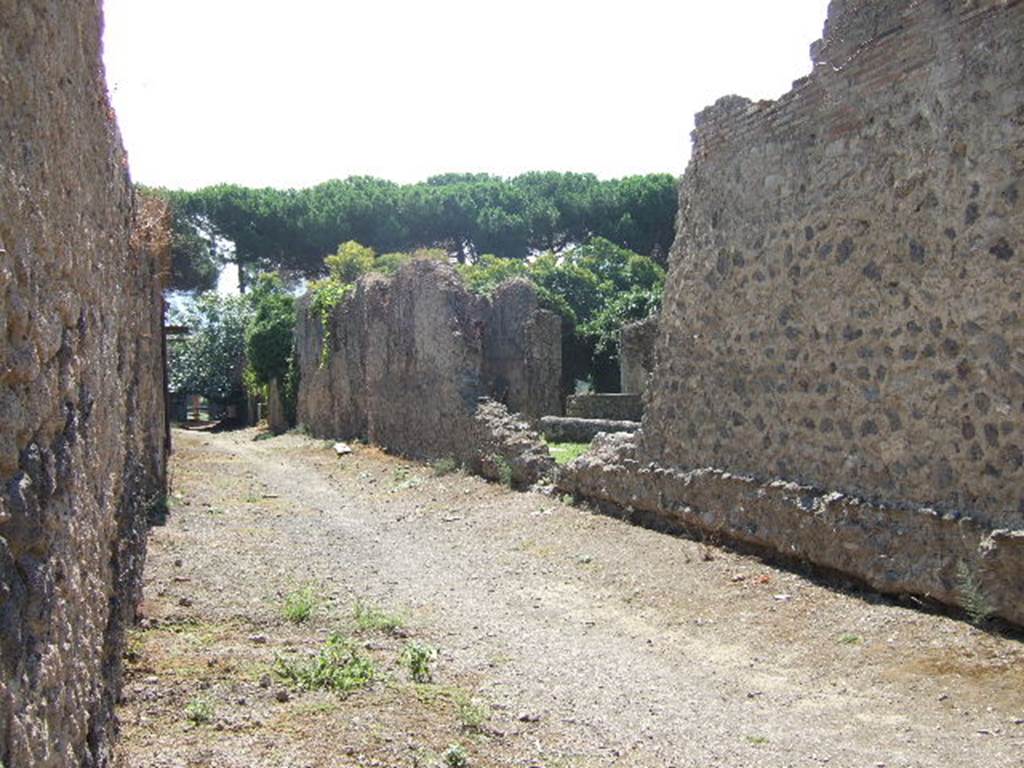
(296, 261), (555, 483)
(0, 2), (168, 764)
(642, 0), (1024, 528)
(619, 315), (659, 396)
(483, 280), (563, 419)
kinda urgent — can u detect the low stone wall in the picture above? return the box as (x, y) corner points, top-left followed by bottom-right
(558, 433), (1023, 626)
(540, 416), (640, 444)
(566, 393), (643, 422)
(619, 315), (659, 396)
(297, 261), (555, 485)
(0, 3), (168, 763)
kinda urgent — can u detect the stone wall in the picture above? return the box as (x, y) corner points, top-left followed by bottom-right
(483, 280), (562, 419)
(643, 0), (1024, 528)
(619, 315), (659, 396)
(0, 2), (168, 764)
(563, 0), (1024, 624)
(296, 261), (555, 484)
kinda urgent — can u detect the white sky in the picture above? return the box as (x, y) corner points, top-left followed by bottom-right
(102, 1), (830, 190)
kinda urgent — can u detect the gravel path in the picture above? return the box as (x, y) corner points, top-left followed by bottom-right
(117, 428), (1024, 767)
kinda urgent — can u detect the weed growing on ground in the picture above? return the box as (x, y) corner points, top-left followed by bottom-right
(547, 442), (590, 465)
(433, 457), (460, 476)
(352, 599), (405, 634)
(443, 743), (469, 768)
(745, 735), (769, 746)
(392, 466), (422, 491)
(492, 455), (513, 487)
(274, 633), (374, 694)
(457, 696), (491, 732)
(838, 633), (862, 645)
(401, 641), (437, 683)
(956, 561), (993, 625)
(184, 696), (215, 725)
(282, 585), (319, 624)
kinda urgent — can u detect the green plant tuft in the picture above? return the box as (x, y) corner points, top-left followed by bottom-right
(274, 633), (375, 693)
(433, 457), (460, 476)
(184, 696), (215, 725)
(352, 600), (405, 634)
(956, 561), (993, 626)
(282, 585), (319, 624)
(443, 743), (469, 768)
(401, 641), (437, 683)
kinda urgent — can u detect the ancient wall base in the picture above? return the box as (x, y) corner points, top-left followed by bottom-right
(559, 433), (1023, 626)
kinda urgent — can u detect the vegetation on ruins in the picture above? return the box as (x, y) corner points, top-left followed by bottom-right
(305, 235), (664, 388)
(151, 172), (677, 291)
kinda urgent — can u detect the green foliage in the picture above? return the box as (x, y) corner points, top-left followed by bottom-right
(164, 172), (678, 280)
(184, 696), (215, 725)
(244, 273), (296, 387)
(274, 633), (375, 693)
(167, 292), (252, 402)
(956, 561), (993, 625)
(432, 457), (460, 476)
(325, 240), (377, 283)
(282, 585), (319, 624)
(547, 442), (590, 465)
(457, 697), (491, 732)
(352, 600), (405, 634)
(443, 743), (469, 768)
(492, 455), (514, 488)
(400, 642), (437, 683)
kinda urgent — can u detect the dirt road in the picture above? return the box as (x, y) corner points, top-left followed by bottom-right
(117, 428), (1024, 767)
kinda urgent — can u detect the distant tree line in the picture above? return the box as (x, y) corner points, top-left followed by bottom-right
(153, 172), (678, 292)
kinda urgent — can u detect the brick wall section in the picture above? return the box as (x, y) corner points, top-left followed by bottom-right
(0, 2), (167, 764)
(641, 0), (1024, 528)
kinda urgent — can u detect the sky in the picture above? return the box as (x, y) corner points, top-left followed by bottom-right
(102, 1), (830, 191)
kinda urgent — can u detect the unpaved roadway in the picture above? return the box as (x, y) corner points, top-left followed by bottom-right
(116, 428), (1024, 768)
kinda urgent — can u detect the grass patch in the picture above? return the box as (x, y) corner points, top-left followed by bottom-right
(353, 599), (405, 634)
(547, 442), (590, 465)
(282, 585), (319, 624)
(274, 633), (374, 694)
(838, 633), (862, 645)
